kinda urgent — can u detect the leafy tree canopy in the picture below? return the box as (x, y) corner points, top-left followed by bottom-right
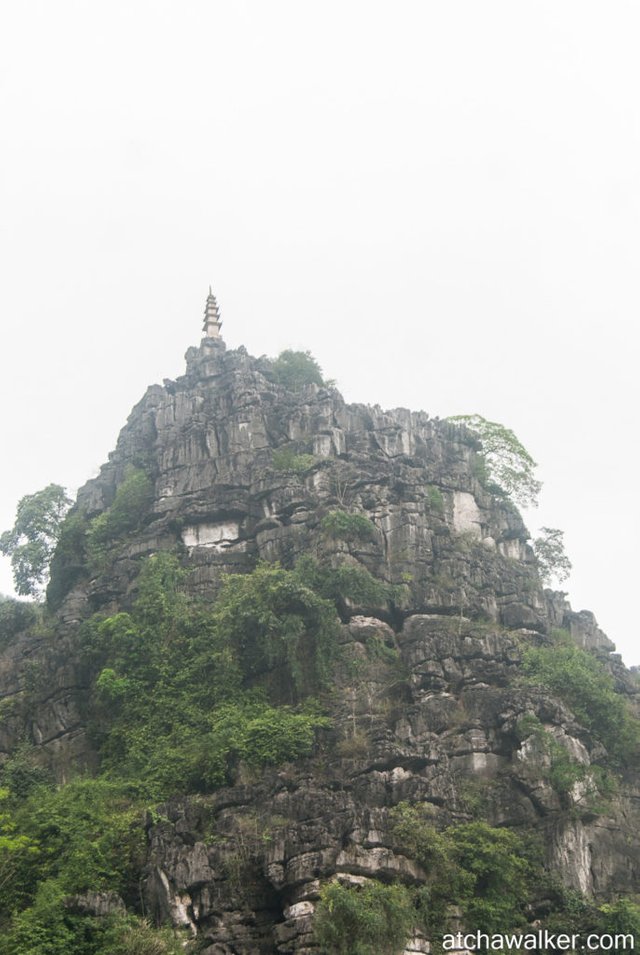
(533, 526), (572, 586)
(270, 349), (327, 391)
(448, 414), (542, 508)
(0, 485), (71, 598)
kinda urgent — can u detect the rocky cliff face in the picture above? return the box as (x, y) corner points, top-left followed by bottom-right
(69, 339), (597, 627)
(138, 617), (640, 954)
(0, 337), (637, 953)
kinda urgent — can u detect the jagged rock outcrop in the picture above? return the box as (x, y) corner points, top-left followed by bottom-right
(69, 339), (554, 623)
(0, 337), (637, 952)
(137, 610), (640, 952)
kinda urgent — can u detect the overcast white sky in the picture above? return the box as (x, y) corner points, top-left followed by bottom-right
(1, 1), (638, 663)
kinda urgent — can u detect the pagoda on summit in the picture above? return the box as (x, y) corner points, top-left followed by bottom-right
(202, 287), (223, 339)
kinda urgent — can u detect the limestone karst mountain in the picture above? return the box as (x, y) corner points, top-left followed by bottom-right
(0, 314), (638, 954)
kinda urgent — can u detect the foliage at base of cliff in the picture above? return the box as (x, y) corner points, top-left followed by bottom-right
(0, 554), (345, 948)
(2, 551), (640, 953)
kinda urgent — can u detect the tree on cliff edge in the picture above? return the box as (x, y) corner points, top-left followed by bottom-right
(270, 350), (327, 390)
(0, 485), (71, 599)
(449, 414), (542, 508)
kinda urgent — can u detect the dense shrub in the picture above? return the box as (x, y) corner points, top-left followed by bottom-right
(522, 632), (640, 762)
(97, 916), (184, 955)
(314, 880), (413, 955)
(0, 786), (40, 918)
(0, 744), (52, 798)
(598, 898), (640, 946)
(202, 701), (330, 787)
(448, 822), (535, 932)
(0, 624), (326, 946)
(320, 510), (376, 543)
(0, 596), (38, 646)
(80, 555), (335, 798)
(0, 880), (79, 955)
(86, 469), (153, 567)
(0, 777), (146, 951)
(0, 894), (183, 955)
(213, 562), (339, 698)
(272, 449), (317, 473)
(389, 804), (538, 933)
(295, 556), (398, 613)
(15, 778), (145, 897)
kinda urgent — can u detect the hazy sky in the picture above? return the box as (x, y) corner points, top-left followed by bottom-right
(1, 2), (638, 662)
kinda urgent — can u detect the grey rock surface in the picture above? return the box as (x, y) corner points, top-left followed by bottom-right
(0, 338), (637, 951)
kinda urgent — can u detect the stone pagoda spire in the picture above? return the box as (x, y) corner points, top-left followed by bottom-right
(202, 286), (223, 339)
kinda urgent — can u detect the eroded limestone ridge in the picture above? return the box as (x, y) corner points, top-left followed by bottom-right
(1, 334), (638, 954)
(58, 337), (605, 637)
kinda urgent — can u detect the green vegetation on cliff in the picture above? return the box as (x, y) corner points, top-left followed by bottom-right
(522, 629), (640, 764)
(1, 371), (639, 955)
(0, 773), (169, 955)
(533, 527), (573, 586)
(315, 880), (414, 955)
(0, 484), (71, 598)
(0, 543), (413, 950)
(449, 414), (542, 508)
(389, 805), (538, 934)
(86, 468), (154, 569)
(268, 349), (328, 390)
(320, 509), (377, 543)
(0, 596), (39, 648)
(82, 554), (336, 797)
(0, 553), (344, 951)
